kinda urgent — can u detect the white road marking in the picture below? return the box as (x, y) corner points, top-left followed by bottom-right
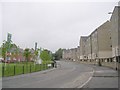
(78, 68), (95, 88)
(61, 68), (94, 88)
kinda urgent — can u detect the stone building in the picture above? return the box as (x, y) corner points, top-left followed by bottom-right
(76, 46), (80, 61)
(79, 20), (112, 62)
(96, 21), (112, 60)
(62, 6), (120, 70)
(62, 49), (67, 60)
(86, 35), (92, 61)
(110, 6), (120, 62)
(71, 48), (77, 61)
(91, 30), (98, 60)
(62, 49), (71, 60)
(79, 36), (88, 60)
(62, 47), (80, 61)
(78, 6), (120, 69)
(62, 49), (66, 59)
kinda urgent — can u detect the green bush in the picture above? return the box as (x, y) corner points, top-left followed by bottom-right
(40, 50), (52, 63)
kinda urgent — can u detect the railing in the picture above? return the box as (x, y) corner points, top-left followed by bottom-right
(2, 63), (54, 77)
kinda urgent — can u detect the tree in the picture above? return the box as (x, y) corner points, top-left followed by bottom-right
(1, 43), (6, 60)
(54, 48), (63, 60)
(1, 41), (9, 60)
(14, 47), (19, 61)
(34, 49), (39, 64)
(34, 49), (39, 58)
(23, 48), (31, 72)
(23, 48), (31, 63)
(10, 44), (19, 61)
(40, 49), (52, 63)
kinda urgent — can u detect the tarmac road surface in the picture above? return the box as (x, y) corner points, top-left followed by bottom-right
(2, 60), (118, 88)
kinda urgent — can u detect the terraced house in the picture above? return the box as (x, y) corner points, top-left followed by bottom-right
(62, 47), (80, 61)
(79, 6), (120, 69)
(94, 21), (112, 62)
(79, 36), (88, 61)
(76, 46), (80, 61)
(62, 6), (120, 70)
(110, 6), (120, 62)
(86, 35), (92, 62)
(80, 21), (112, 61)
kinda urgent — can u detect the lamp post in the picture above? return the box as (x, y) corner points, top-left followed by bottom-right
(115, 48), (117, 70)
(117, 48), (119, 70)
(97, 54), (101, 66)
(96, 54), (98, 65)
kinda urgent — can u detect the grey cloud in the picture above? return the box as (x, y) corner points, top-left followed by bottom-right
(1, 2), (118, 52)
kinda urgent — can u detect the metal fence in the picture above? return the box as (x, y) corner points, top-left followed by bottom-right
(2, 63), (54, 77)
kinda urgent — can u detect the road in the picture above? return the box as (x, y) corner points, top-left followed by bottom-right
(2, 60), (118, 88)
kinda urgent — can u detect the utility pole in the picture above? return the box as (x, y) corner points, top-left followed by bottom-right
(117, 48), (119, 70)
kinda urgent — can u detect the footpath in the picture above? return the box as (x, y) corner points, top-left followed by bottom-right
(80, 65), (119, 88)
(2, 67), (56, 81)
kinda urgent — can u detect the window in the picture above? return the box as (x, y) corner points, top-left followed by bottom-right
(110, 58), (112, 62)
(102, 59), (104, 62)
(119, 56), (120, 63)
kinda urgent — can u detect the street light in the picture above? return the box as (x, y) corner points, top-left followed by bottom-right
(115, 48), (118, 70)
(96, 54), (98, 65)
(117, 48), (119, 70)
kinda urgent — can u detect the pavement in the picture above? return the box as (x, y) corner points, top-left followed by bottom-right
(81, 65), (119, 88)
(2, 60), (119, 88)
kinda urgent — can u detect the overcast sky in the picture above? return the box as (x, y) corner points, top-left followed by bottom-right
(0, 0), (119, 52)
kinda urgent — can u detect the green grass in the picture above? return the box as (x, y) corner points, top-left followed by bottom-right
(1, 61), (52, 77)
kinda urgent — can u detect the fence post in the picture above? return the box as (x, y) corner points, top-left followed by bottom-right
(39, 64), (40, 71)
(44, 63), (46, 70)
(43, 64), (44, 70)
(51, 63), (52, 68)
(42, 64), (43, 70)
(2, 66), (4, 77)
(35, 64), (36, 72)
(14, 65), (15, 75)
(30, 64), (31, 73)
(44, 64), (46, 70)
(45, 63), (46, 70)
(23, 65), (24, 74)
(40, 64), (41, 70)
(8, 64), (9, 76)
(46, 63), (47, 69)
